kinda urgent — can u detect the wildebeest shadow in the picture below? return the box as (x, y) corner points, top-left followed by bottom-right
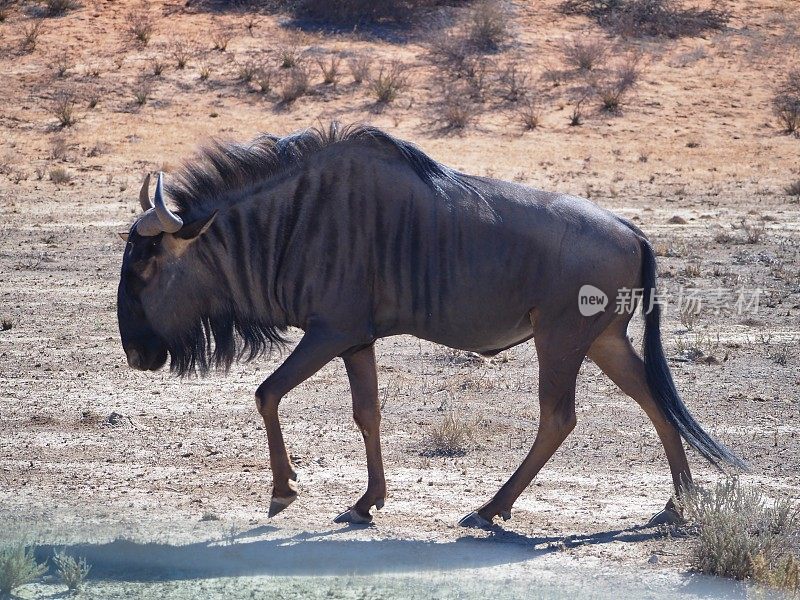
(32, 522), (672, 582)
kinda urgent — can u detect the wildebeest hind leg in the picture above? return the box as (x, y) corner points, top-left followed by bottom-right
(588, 321), (692, 525)
(460, 327), (587, 528)
(255, 324), (356, 518)
(334, 344), (387, 525)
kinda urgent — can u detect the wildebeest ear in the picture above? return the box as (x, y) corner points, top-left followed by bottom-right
(174, 211), (217, 241)
(118, 232), (130, 242)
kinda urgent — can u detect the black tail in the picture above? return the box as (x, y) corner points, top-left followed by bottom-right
(638, 236), (746, 471)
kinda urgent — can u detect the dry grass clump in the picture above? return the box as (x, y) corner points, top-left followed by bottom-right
(495, 61), (531, 103)
(128, 8), (154, 45)
(466, 0), (510, 52)
(53, 90), (77, 127)
(591, 54), (641, 112)
(151, 57), (166, 77)
(133, 79), (152, 105)
(786, 180), (800, 197)
(237, 59), (258, 83)
(681, 479), (799, 591)
(562, 36), (609, 71)
(316, 54), (341, 87)
(737, 217), (765, 244)
(171, 40), (192, 69)
(773, 69), (800, 134)
(44, 0), (77, 16)
(279, 65), (310, 104)
(285, 0), (442, 25)
(0, 543), (48, 595)
(53, 550), (91, 593)
(278, 45), (302, 69)
(561, 0), (728, 38)
(429, 2), (511, 73)
(423, 411), (474, 457)
(0, 0), (13, 22)
(55, 55), (72, 78)
(518, 97), (541, 130)
(21, 19), (44, 53)
(432, 81), (479, 131)
(49, 166), (72, 184)
(348, 55), (371, 84)
(211, 27), (233, 51)
(370, 61), (407, 104)
(254, 65), (275, 94)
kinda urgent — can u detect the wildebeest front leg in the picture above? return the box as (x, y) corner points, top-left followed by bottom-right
(334, 344), (386, 524)
(255, 325), (353, 518)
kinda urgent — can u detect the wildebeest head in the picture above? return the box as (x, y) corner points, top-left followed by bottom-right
(117, 172), (216, 371)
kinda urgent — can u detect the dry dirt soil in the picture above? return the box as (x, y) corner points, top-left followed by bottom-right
(0, 0), (799, 597)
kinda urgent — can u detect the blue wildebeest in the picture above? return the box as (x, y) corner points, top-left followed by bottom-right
(117, 123), (742, 527)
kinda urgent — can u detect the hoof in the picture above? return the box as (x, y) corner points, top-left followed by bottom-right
(500, 510), (512, 522)
(333, 508), (373, 525)
(458, 511), (493, 529)
(647, 507), (684, 526)
(375, 498), (384, 510)
(268, 494), (297, 518)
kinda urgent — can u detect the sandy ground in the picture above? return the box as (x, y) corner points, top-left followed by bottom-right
(1, 0), (799, 596)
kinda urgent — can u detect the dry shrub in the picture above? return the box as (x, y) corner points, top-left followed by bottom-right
(50, 136), (68, 160)
(128, 8), (154, 45)
(286, 0), (442, 25)
(432, 81), (479, 130)
(211, 27), (233, 51)
(592, 54), (641, 112)
(369, 61), (407, 104)
(316, 54), (341, 87)
(518, 96), (541, 130)
(278, 44), (302, 69)
(569, 92), (589, 126)
(561, 0), (729, 38)
(348, 55), (371, 84)
(55, 55), (72, 78)
(133, 79), (152, 105)
(151, 57), (165, 77)
(53, 551), (90, 592)
(171, 40), (192, 69)
(53, 90), (77, 127)
(423, 410), (474, 457)
(44, 0), (77, 16)
(497, 60), (530, 102)
(466, 0), (510, 52)
(199, 63), (211, 81)
(786, 180), (800, 197)
(254, 65), (274, 94)
(279, 65), (310, 104)
(681, 479), (799, 591)
(0, 544), (48, 595)
(562, 36), (610, 71)
(21, 19), (44, 53)
(0, 0), (14, 22)
(237, 60), (258, 83)
(773, 69), (800, 134)
(737, 217), (765, 244)
(49, 166), (72, 184)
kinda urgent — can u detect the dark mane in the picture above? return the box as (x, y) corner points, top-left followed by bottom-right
(165, 122), (472, 220)
(160, 123), (475, 377)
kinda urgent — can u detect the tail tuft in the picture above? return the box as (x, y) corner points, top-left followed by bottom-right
(638, 236), (746, 471)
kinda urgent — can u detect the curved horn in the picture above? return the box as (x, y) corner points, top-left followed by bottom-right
(139, 173), (153, 211)
(153, 172), (183, 233)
